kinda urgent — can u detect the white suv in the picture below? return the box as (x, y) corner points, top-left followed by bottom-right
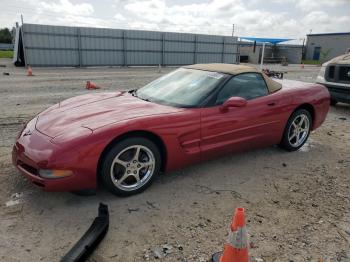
(316, 52), (350, 105)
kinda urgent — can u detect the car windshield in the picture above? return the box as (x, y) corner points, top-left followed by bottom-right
(135, 68), (227, 107)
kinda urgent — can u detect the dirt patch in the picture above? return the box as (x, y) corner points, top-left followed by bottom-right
(0, 59), (349, 261)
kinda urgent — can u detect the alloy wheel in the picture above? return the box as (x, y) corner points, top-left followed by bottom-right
(110, 145), (155, 191)
(288, 114), (310, 147)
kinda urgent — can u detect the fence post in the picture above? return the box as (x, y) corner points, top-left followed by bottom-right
(222, 37), (225, 63)
(194, 35), (198, 64)
(236, 41), (240, 64)
(123, 30), (127, 66)
(21, 24), (28, 67)
(77, 28), (82, 67)
(161, 33), (165, 66)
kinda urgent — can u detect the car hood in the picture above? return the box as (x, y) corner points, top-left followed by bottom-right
(322, 53), (350, 66)
(36, 92), (184, 138)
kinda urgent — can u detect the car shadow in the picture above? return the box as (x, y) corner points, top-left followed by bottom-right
(4, 133), (331, 224)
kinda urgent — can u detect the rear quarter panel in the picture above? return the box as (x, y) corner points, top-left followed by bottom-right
(276, 80), (330, 130)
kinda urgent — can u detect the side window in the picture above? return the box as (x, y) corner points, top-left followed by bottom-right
(215, 73), (269, 105)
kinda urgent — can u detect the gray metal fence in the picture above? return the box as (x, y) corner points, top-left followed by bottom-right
(0, 43), (14, 50)
(20, 24), (239, 67)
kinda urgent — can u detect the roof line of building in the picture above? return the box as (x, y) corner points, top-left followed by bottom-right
(307, 32), (350, 36)
(239, 41), (302, 48)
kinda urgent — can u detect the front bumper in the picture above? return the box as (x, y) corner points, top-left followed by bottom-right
(317, 81), (350, 103)
(12, 126), (97, 192)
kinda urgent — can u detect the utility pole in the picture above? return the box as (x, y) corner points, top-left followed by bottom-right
(232, 24), (235, 37)
(21, 14), (24, 25)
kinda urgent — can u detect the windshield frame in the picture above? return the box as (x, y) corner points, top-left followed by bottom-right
(135, 68), (230, 108)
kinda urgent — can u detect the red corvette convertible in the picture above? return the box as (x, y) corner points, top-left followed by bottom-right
(12, 64), (330, 196)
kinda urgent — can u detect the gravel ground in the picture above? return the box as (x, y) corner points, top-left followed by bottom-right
(0, 59), (349, 262)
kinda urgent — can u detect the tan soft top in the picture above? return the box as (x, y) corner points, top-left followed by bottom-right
(183, 63), (282, 93)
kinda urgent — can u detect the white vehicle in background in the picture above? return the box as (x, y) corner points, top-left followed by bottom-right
(316, 51), (350, 105)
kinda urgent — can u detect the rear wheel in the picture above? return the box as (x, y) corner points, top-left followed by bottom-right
(280, 109), (312, 151)
(100, 137), (161, 196)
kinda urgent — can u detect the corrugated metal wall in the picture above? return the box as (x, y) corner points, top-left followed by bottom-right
(239, 42), (302, 64)
(305, 34), (350, 61)
(274, 46), (302, 64)
(0, 43), (14, 50)
(21, 24), (239, 67)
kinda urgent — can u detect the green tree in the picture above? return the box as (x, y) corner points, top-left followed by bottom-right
(320, 48), (332, 63)
(0, 28), (12, 43)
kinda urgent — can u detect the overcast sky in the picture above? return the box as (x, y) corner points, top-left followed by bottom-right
(1, 0), (350, 44)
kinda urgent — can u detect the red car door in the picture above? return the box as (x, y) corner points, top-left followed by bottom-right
(200, 73), (288, 161)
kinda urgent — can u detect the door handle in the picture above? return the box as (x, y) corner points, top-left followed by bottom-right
(267, 101), (276, 106)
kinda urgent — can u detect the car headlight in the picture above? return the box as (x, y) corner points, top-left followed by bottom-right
(39, 169), (73, 179)
(50, 127), (92, 144)
(316, 66), (326, 83)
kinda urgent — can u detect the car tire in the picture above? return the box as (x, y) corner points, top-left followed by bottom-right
(279, 109), (312, 151)
(100, 137), (161, 196)
(330, 99), (337, 106)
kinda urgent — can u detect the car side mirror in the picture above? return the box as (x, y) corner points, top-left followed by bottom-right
(220, 97), (247, 112)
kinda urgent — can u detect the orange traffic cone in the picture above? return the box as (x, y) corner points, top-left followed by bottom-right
(86, 81), (100, 90)
(27, 66), (33, 76)
(212, 207), (249, 262)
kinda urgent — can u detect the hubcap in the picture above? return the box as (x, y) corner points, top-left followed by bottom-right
(288, 114), (310, 147)
(110, 145), (155, 191)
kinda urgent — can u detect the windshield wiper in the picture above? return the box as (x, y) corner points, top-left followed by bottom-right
(129, 90), (151, 102)
(138, 97), (151, 102)
(129, 89), (137, 97)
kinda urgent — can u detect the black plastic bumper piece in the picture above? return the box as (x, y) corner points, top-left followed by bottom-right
(211, 251), (222, 262)
(61, 203), (109, 262)
(325, 84), (350, 104)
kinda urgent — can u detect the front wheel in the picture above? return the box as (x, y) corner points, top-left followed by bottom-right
(100, 137), (161, 196)
(279, 109), (312, 151)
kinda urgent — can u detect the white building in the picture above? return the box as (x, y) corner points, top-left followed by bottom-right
(305, 32), (350, 61)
